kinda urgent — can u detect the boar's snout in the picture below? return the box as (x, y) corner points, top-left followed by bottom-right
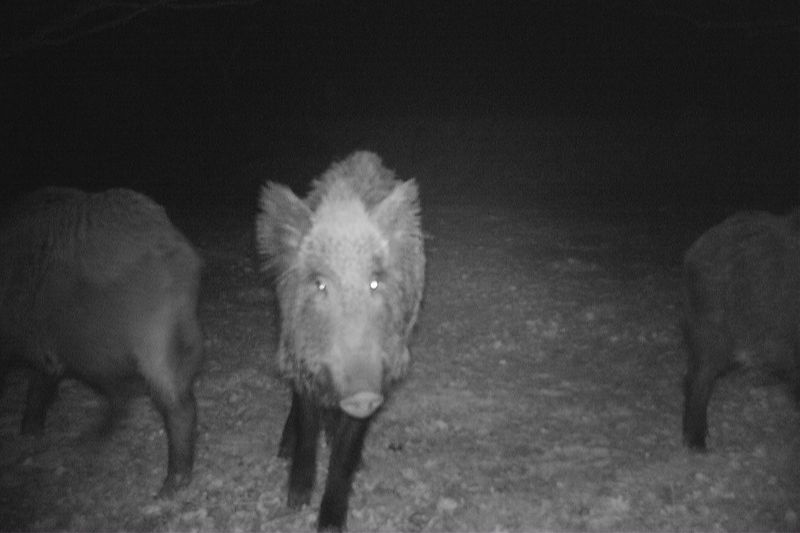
(333, 351), (386, 418)
(327, 306), (388, 418)
(340, 391), (384, 418)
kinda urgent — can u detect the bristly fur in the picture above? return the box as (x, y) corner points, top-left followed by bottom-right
(255, 150), (425, 396)
(1, 187), (196, 288)
(0, 187), (203, 496)
(681, 206), (800, 450)
(256, 182), (312, 276)
(0, 185), (202, 370)
(0, 187), (201, 345)
(256, 151), (425, 532)
(306, 151), (400, 210)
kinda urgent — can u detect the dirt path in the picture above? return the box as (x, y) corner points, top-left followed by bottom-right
(1, 201), (798, 532)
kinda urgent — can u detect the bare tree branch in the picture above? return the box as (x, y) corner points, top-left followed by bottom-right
(1, 0), (263, 58)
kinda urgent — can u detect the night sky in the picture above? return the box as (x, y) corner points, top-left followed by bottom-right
(1, 0), (797, 211)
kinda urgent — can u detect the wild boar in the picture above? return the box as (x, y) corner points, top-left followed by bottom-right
(0, 187), (203, 497)
(682, 207), (800, 450)
(256, 151), (425, 531)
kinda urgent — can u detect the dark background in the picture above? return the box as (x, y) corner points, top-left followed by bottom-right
(1, 0), (797, 213)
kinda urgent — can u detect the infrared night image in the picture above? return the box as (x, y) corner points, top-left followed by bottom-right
(1, 1), (798, 531)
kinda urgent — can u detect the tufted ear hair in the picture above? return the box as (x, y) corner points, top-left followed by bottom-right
(256, 182), (312, 275)
(371, 179), (422, 246)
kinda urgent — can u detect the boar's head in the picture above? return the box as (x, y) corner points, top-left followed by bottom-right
(257, 152), (424, 418)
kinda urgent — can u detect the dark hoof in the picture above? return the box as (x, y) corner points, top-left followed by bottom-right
(287, 487), (312, 510)
(277, 442), (292, 459)
(317, 510), (346, 532)
(317, 495), (347, 532)
(683, 436), (708, 452)
(156, 473), (191, 499)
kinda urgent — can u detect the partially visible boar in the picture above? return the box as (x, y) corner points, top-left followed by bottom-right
(682, 207), (800, 450)
(256, 151), (425, 531)
(0, 187), (203, 497)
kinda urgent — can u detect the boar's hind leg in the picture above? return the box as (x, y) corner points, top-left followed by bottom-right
(682, 321), (733, 451)
(317, 412), (371, 532)
(20, 370), (60, 435)
(146, 317), (202, 498)
(152, 386), (197, 498)
(286, 391), (321, 509)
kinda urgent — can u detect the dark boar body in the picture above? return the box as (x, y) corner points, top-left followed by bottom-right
(0, 187), (203, 497)
(682, 207), (800, 450)
(256, 151), (425, 531)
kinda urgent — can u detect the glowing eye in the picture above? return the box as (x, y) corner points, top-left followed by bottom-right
(369, 279), (379, 291)
(315, 279), (326, 292)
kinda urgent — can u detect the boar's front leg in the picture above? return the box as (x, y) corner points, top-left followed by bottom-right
(317, 411), (371, 532)
(286, 391), (321, 509)
(278, 391), (300, 459)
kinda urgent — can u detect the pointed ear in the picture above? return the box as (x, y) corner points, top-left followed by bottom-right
(371, 179), (422, 244)
(256, 182), (312, 274)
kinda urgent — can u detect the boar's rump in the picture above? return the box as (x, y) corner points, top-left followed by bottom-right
(0, 187), (203, 497)
(681, 206), (800, 451)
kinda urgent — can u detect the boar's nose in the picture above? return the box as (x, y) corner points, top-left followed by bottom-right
(339, 391), (384, 418)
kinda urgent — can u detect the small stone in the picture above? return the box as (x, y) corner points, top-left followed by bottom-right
(437, 497), (458, 513)
(142, 504), (163, 516)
